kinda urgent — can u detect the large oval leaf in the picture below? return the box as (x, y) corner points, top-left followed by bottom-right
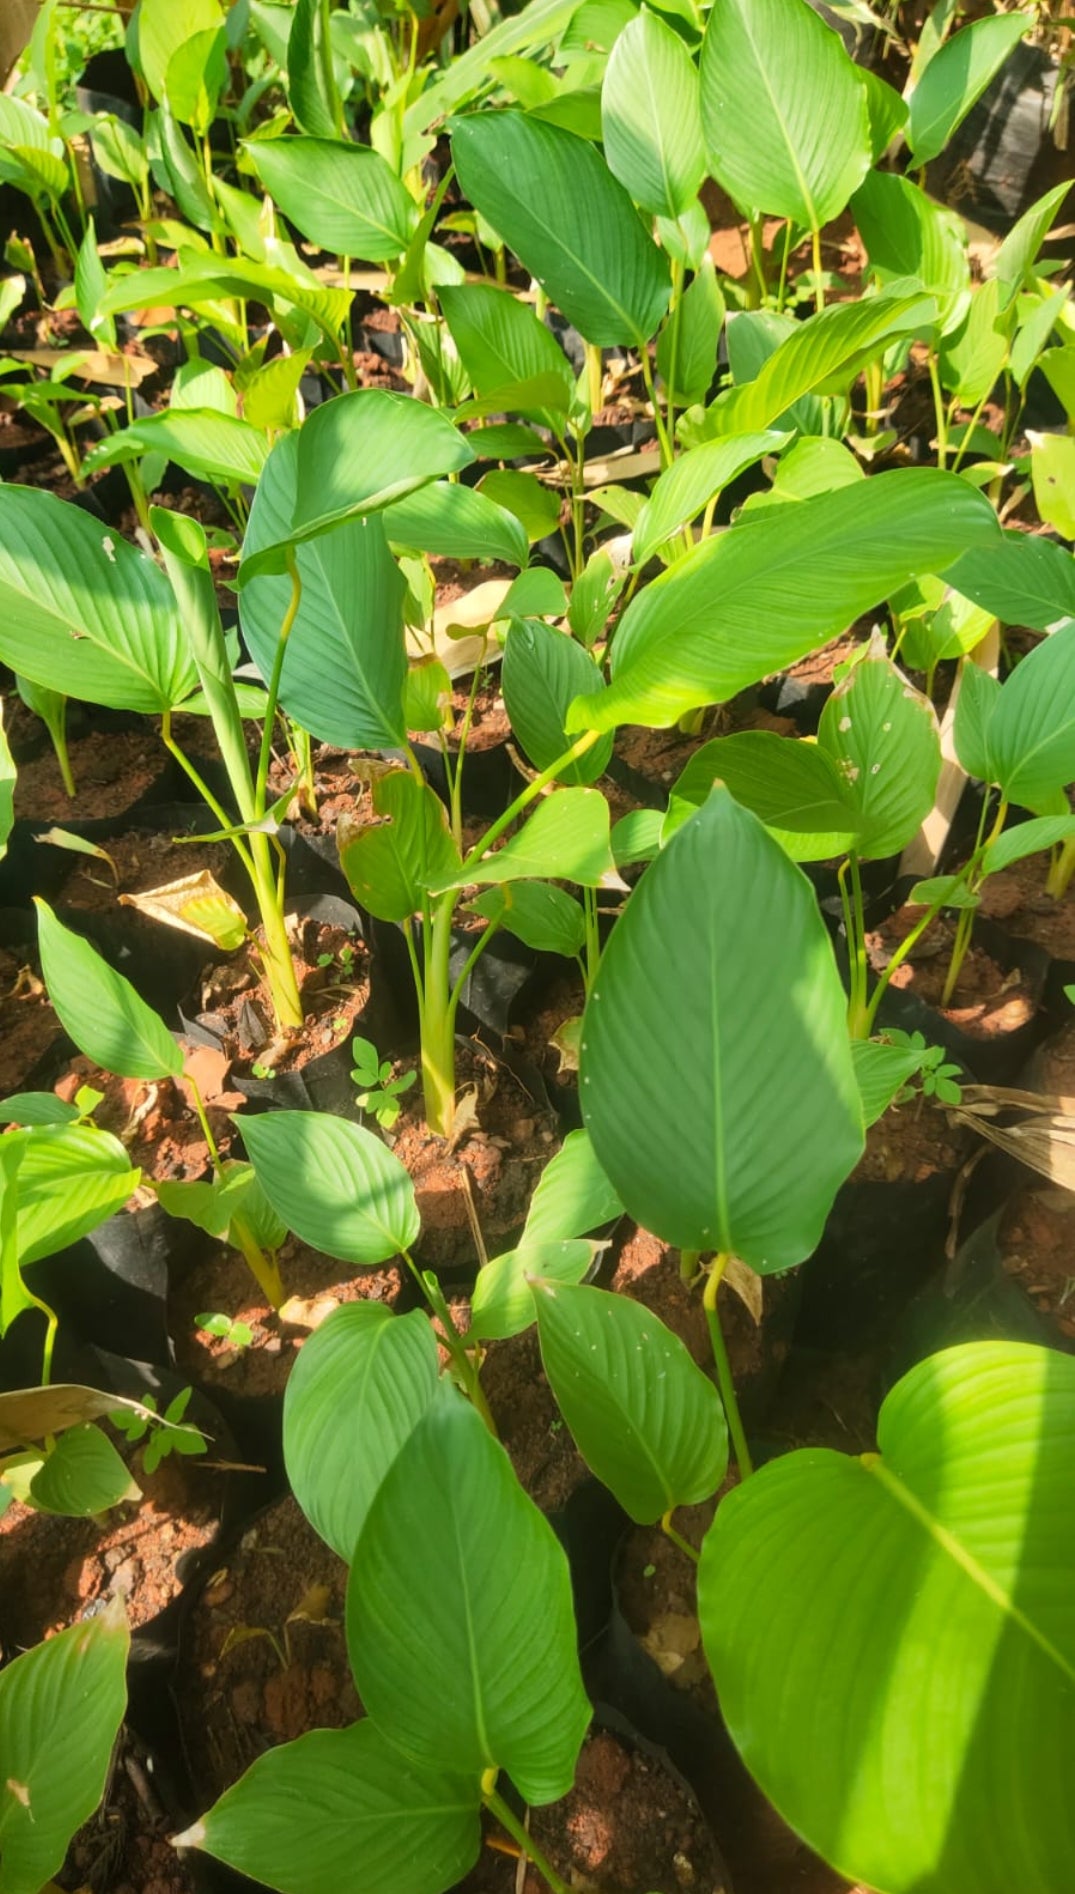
(983, 619), (1075, 812)
(186, 1721), (480, 1894)
(438, 281), (574, 415)
(569, 469), (1000, 732)
(668, 731), (862, 861)
(239, 390), (474, 579)
(241, 430), (408, 748)
(946, 533), (1075, 633)
(632, 431), (788, 566)
(502, 618), (613, 782)
(13, 1122), (139, 1266)
(239, 1110), (420, 1263)
(384, 480), (528, 570)
(579, 789), (863, 1268)
(700, 0), (871, 228)
(709, 291), (934, 436)
(601, 6), (706, 218)
(430, 787), (617, 891)
(0, 487), (196, 714)
(283, 1304), (439, 1561)
(907, 13), (1027, 168)
(36, 900), (183, 1082)
(816, 641), (941, 858)
(244, 136), (416, 260)
(534, 1280), (727, 1522)
(450, 111), (671, 348)
(0, 1598), (129, 1894)
(700, 1340), (1075, 1894)
(347, 1387), (590, 1804)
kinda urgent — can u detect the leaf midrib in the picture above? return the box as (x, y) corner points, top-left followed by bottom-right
(865, 1454), (1075, 1688)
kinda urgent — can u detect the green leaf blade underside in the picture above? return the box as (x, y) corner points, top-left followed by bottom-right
(0, 1598), (129, 1894)
(534, 1280), (728, 1521)
(283, 1304), (439, 1561)
(190, 1721), (481, 1894)
(817, 645), (941, 858)
(243, 136), (416, 260)
(699, 1340), (1075, 1894)
(984, 620), (1075, 813)
(338, 771), (461, 921)
(502, 618), (613, 783)
(35, 901), (183, 1082)
(0, 487), (195, 714)
(579, 790), (863, 1268)
(347, 1389), (590, 1804)
(239, 1110), (420, 1264)
(570, 469), (1000, 733)
(241, 431), (408, 749)
(700, 0), (871, 229)
(449, 111), (671, 348)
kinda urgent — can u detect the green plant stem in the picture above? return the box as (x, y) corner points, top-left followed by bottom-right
(481, 1784), (576, 1894)
(839, 856), (870, 1038)
(159, 716), (256, 878)
(419, 891), (458, 1136)
(775, 219), (793, 313)
(639, 344), (673, 470)
(665, 253), (685, 449)
(703, 1256), (753, 1480)
(1048, 833), (1075, 900)
(928, 351), (948, 469)
(40, 700), (75, 797)
(746, 213), (766, 308)
(582, 884), (601, 993)
(254, 553), (302, 812)
(810, 224), (825, 314)
(950, 386), (991, 473)
(449, 661), (484, 849)
(679, 1247), (700, 1283)
(402, 1250), (497, 1432)
(940, 795), (1007, 1007)
(185, 1069), (285, 1311)
(585, 340), (603, 418)
(661, 1509), (700, 1564)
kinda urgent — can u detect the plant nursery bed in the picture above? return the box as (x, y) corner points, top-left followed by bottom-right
(170, 1236), (404, 1400)
(977, 852), (1075, 962)
(57, 1726), (199, 1894)
(0, 1444), (221, 1650)
(868, 907), (1040, 1038)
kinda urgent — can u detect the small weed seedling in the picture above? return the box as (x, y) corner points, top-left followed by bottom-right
(196, 1311), (256, 1351)
(349, 1036), (417, 1130)
(110, 1387), (207, 1477)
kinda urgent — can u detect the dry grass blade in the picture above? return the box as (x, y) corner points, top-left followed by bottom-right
(952, 1084), (1075, 1191)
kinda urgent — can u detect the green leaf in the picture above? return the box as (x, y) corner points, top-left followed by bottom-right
(983, 814), (1075, 879)
(36, 900), (183, 1081)
(502, 566), (568, 618)
(601, 6), (705, 217)
(656, 253), (723, 408)
(244, 137), (416, 261)
(431, 788), (618, 891)
(579, 790), (863, 1268)
(570, 469), (1000, 732)
(946, 533), (1075, 632)
(995, 181), (1071, 312)
(470, 882), (586, 958)
(90, 113), (149, 189)
(983, 620), (1075, 812)
(953, 660), (1000, 783)
(101, 250), (351, 346)
(816, 640), (941, 858)
(0, 1598), (129, 1894)
(860, 65), (909, 160)
(469, 1239), (596, 1341)
(82, 409), (269, 486)
(852, 170), (969, 319)
(851, 1038), (928, 1127)
(711, 291), (935, 434)
(12, 1123), (139, 1266)
(907, 13), (1027, 168)
(534, 1280), (727, 1521)
(75, 217), (113, 347)
(240, 432), (408, 750)
(0, 1092), (79, 1128)
(347, 1388), (590, 1803)
(938, 276), (1011, 405)
(338, 771), (462, 921)
(502, 618), (613, 782)
(288, 0), (342, 137)
(30, 1424), (140, 1515)
(187, 1721), (480, 1894)
(153, 104), (218, 232)
(763, 434), (865, 503)
(284, 1304), (439, 1560)
(0, 487), (196, 714)
(1030, 431), (1075, 541)
(384, 480), (528, 569)
(477, 469), (562, 544)
(164, 24), (227, 130)
(523, 1128), (624, 1244)
(439, 282), (574, 415)
(632, 431), (787, 566)
(450, 111), (671, 348)
(700, 0), (871, 228)
(567, 549), (624, 648)
(1040, 346), (1075, 423)
(136, 0), (222, 101)
(667, 731), (862, 861)
(699, 1340), (1075, 1894)
(239, 1109), (420, 1264)
(240, 390), (474, 579)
